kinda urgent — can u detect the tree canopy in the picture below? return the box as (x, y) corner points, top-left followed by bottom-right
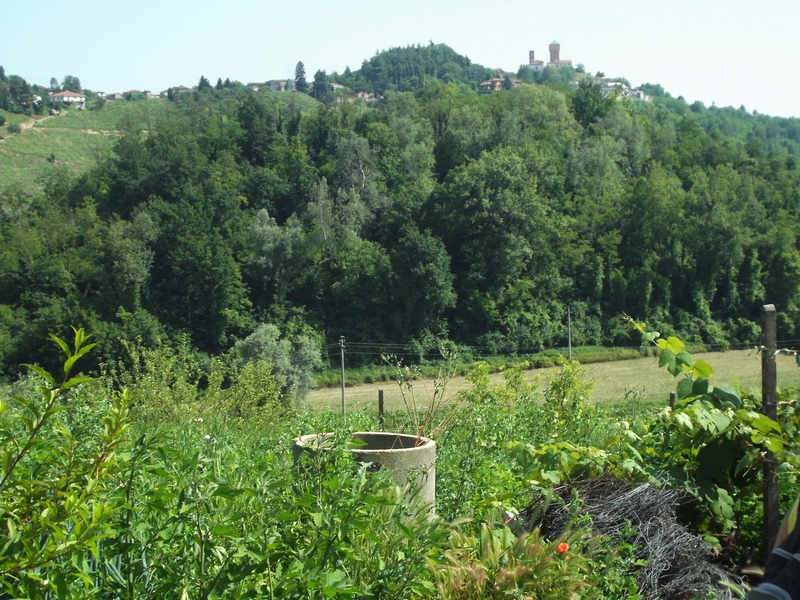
(1, 63), (799, 376)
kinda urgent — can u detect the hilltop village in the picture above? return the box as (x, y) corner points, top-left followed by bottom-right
(478, 42), (652, 102)
(19, 41), (651, 113)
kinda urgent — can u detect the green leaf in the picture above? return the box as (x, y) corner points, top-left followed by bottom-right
(53, 572), (68, 600)
(541, 469), (561, 484)
(709, 410), (731, 433)
(49, 334), (70, 359)
(692, 359), (714, 378)
(664, 336), (686, 353)
(734, 453), (755, 476)
(708, 486), (734, 519)
(642, 331), (660, 343)
(751, 413), (781, 434)
(22, 364), (56, 387)
(326, 570), (345, 585)
(211, 524), (239, 537)
(675, 351), (693, 368)
(692, 377), (709, 396)
(63, 343), (97, 375)
(62, 376), (92, 390)
(676, 378), (694, 399)
(659, 349), (676, 372)
(673, 411), (694, 434)
(397, 522), (414, 539)
(765, 436), (785, 453)
(711, 384), (742, 409)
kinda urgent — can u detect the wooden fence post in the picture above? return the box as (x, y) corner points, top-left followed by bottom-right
(762, 304), (779, 561)
(378, 389), (384, 430)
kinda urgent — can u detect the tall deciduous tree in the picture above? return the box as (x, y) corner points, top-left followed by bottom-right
(61, 75), (81, 92)
(312, 70), (329, 100)
(430, 146), (563, 350)
(572, 79), (613, 130)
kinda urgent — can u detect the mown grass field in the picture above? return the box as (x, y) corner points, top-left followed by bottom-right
(307, 349), (800, 413)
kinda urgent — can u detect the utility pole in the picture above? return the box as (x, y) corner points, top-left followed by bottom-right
(339, 336), (346, 426)
(762, 304), (778, 561)
(567, 305), (572, 361)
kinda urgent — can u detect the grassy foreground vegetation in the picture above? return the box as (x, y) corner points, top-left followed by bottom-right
(0, 327), (796, 597)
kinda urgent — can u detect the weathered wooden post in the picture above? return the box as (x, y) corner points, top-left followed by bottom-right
(340, 336), (346, 426)
(762, 304), (779, 560)
(669, 391), (676, 410)
(378, 389), (384, 430)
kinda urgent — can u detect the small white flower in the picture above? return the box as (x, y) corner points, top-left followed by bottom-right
(196, 418), (204, 423)
(476, 417), (482, 423)
(204, 434), (211, 441)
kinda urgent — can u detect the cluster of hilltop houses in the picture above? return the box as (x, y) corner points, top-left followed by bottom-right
(43, 44), (651, 109)
(45, 88), (162, 110)
(478, 42), (652, 102)
(44, 81), (376, 109)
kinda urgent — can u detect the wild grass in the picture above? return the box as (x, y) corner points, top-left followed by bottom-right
(0, 109), (32, 128)
(306, 349), (800, 413)
(314, 345), (645, 388)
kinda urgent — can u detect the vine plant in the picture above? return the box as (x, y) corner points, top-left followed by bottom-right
(629, 318), (787, 533)
(510, 318), (791, 542)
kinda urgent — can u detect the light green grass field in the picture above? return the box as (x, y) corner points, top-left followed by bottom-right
(306, 349), (800, 413)
(272, 90), (321, 112)
(0, 150), (54, 190)
(1, 101), (168, 193)
(34, 99), (170, 131)
(1, 128), (116, 161)
(0, 128), (115, 191)
(0, 110), (32, 128)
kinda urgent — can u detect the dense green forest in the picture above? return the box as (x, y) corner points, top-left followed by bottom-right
(1, 44), (800, 380)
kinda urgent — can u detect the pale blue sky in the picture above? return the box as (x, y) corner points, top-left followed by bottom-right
(2, 0), (798, 117)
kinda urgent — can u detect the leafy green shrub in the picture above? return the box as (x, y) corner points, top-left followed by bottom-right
(0, 329), (129, 597)
(111, 337), (205, 422)
(6, 122), (20, 134)
(112, 335), (288, 425)
(234, 323), (322, 403)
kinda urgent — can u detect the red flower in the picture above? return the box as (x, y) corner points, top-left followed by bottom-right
(556, 542), (569, 554)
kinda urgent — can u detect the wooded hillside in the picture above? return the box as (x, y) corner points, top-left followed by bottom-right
(1, 44), (799, 377)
